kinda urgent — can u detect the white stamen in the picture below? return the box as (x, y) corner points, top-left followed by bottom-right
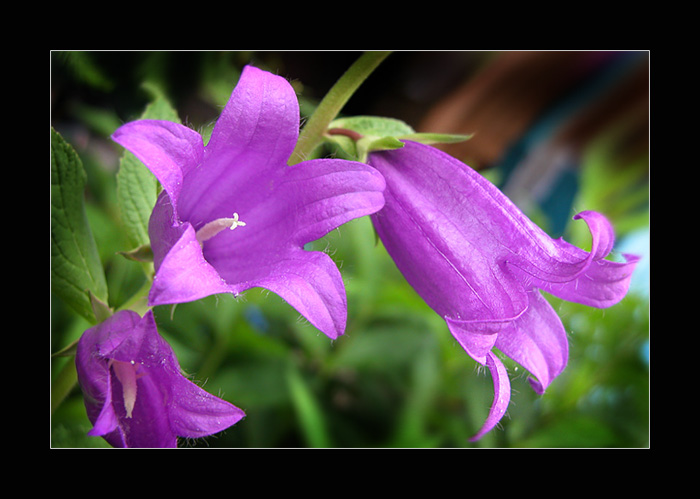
(229, 212), (246, 230)
(196, 212), (246, 244)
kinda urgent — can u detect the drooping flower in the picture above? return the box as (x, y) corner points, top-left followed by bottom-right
(112, 66), (385, 339)
(75, 310), (245, 447)
(368, 140), (639, 441)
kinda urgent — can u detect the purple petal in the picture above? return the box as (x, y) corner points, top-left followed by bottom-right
(446, 308), (525, 365)
(370, 141), (529, 323)
(169, 376), (245, 438)
(75, 311), (136, 441)
(177, 65), (301, 226)
(446, 318), (498, 364)
(509, 210), (639, 307)
(541, 252), (640, 308)
(469, 352), (511, 442)
(524, 213), (639, 307)
(86, 377), (119, 438)
(206, 65), (299, 165)
(199, 159), (385, 268)
(495, 290), (569, 394)
(93, 309), (159, 362)
(148, 222), (236, 307)
(148, 191), (184, 271)
(573, 210), (615, 261)
(280, 158), (386, 246)
(193, 159), (384, 339)
(112, 120), (204, 212)
(370, 141), (638, 314)
(227, 249), (348, 339)
(118, 365), (178, 448)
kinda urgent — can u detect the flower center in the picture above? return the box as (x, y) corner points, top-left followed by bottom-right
(195, 213), (247, 244)
(111, 360), (139, 418)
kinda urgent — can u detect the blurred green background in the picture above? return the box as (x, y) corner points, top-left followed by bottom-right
(50, 51), (649, 448)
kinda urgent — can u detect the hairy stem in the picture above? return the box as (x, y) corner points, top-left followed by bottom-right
(289, 51), (391, 165)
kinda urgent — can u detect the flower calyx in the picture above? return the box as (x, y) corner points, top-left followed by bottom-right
(325, 115), (472, 163)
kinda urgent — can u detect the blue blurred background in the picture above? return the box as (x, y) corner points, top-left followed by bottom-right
(50, 51), (649, 448)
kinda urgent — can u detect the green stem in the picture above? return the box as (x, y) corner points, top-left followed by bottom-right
(116, 277), (153, 316)
(288, 51), (392, 165)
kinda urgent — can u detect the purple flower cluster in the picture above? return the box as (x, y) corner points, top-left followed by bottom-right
(75, 65), (638, 446)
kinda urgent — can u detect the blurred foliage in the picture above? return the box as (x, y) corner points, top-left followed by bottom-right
(51, 51), (649, 448)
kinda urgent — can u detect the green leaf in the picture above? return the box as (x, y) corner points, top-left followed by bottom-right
(286, 362), (332, 448)
(51, 128), (109, 324)
(116, 84), (180, 249)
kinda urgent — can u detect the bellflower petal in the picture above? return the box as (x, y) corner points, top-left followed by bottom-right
(111, 120), (204, 214)
(469, 352), (510, 442)
(149, 217), (234, 304)
(494, 290), (569, 395)
(234, 250), (347, 338)
(75, 310), (244, 448)
(112, 66), (385, 339)
(368, 140), (638, 440)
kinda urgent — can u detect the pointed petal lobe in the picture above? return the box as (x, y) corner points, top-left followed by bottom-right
(242, 250), (348, 339)
(169, 376), (246, 438)
(206, 65), (300, 164)
(178, 66), (301, 225)
(495, 290), (569, 394)
(112, 120), (204, 210)
(469, 352), (511, 442)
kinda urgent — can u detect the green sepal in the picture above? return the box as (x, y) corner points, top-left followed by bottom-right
(51, 339), (79, 358)
(330, 115), (415, 137)
(357, 135), (405, 162)
(324, 133), (358, 160)
(326, 116), (413, 162)
(324, 116), (472, 162)
(362, 135), (405, 151)
(51, 127), (109, 324)
(89, 290), (113, 323)
(118, 244), (154, 263)
(397, 132), (473, 145)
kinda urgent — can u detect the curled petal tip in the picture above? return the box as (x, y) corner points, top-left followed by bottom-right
(469, 352), (511, 442)
(572, 210), (615, 261)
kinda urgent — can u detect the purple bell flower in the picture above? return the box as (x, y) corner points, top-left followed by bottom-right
(75, 310), (245, 447)
(112, 66), (385, 339)
(368, 140), (639, 441)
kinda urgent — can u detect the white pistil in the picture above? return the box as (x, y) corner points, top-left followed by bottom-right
(195, 213), (246, 244)
(111, 360), (138, 419)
